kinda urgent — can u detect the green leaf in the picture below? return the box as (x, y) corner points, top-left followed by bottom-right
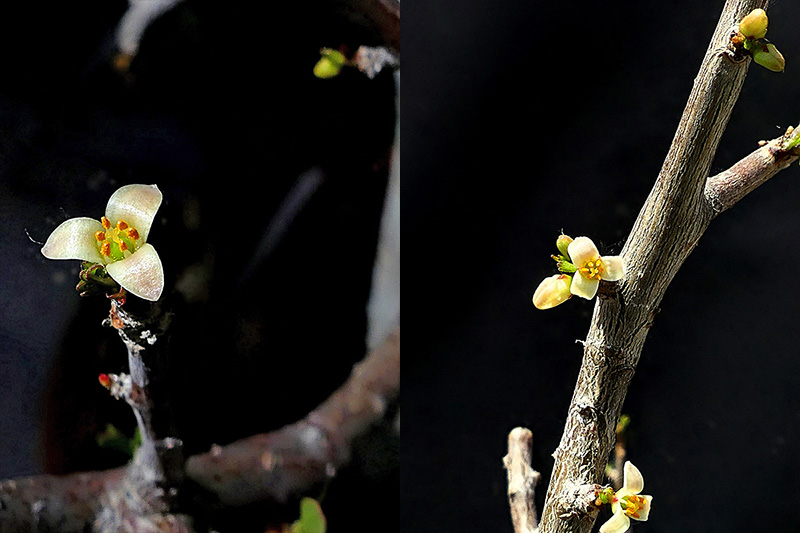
(96, 424), (142, 459)
(291, 498), (327, 533)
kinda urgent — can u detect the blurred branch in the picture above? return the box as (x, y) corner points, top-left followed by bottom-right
(503, 427), (541, 533)
(0, 327), (399, 530)
(535, 0), (799, 531)
(185, 327), (400, 506)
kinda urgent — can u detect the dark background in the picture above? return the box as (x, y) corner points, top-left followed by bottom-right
(404, 1), (800, 532)
(0, 1), (397, 531)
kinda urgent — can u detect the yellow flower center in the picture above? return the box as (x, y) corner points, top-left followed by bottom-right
(619, 494), (647, 519)
(95, 217), (142, 263)
(578, 258), (605, 280)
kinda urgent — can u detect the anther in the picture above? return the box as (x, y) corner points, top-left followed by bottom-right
(117, 220), (128, 230)
(95, 231), (106, 241)
(101, 216), (111, 230)
(126, 227), (140, 240)
(98, 373), (112, 388)
(119, 241), (129, 252)
(100, 242), (111, 256)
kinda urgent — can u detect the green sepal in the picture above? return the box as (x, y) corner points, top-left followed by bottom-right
(752, 40), (785, 72)
(552, 256), (577, 273)
(595, 486), (615, 506)
(77, 262), (120, 297)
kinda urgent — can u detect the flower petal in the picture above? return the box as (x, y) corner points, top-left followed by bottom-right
(105, 184), (162, 241)
(41, 217), (106, 264)
(570, 273), (599, 299)
(622, 461), (645, 494)
(533, 274), (572, 309)
(601, 255), (625, 281)
(567, 236), (599, 266)
(106, 243), (164, 301)
(599, 510), (631, 533)
(634, 495), (653, 522)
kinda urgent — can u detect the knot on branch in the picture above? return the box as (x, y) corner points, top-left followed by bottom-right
(553, 483), (602, 521)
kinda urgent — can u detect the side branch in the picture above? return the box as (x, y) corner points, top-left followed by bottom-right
(705, 132), (800, 216)
(184, 327), (400, 506)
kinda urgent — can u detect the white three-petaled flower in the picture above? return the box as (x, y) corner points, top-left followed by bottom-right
(599, 461), (653, 533)
(41, 184), (164, 301)
(568, 236), (624, 300)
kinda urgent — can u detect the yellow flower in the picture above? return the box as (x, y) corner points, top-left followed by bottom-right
(41, 184), (164, 301)
(599, 462), (653, 533)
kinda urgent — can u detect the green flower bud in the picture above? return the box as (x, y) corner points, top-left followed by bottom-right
(556, 234), (573, 258)
(739, 8), (768, 40)
(753, 41), (785, 72)
(313, 48), (346, 79)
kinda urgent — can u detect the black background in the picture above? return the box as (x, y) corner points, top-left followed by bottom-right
(404, 1), (800, 532)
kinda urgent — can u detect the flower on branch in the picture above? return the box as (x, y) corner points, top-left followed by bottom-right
(599, 461), (653, 533)
(533, 234), (624, 309)
(568, 236), (624, 300)
(41, 184), (164, 301)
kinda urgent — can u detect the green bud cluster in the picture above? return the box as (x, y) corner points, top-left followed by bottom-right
(76, 261), (120, 298)
(732, 8), (785, 72)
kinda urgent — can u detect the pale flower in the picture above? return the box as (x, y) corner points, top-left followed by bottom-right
(567, 236), (624, 300)
(533, 274), (572, 310)
(599, 461), (653, 533)
(41, 184), (164, 301)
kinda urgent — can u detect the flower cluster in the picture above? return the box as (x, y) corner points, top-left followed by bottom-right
(597, 461), (653, 533)
(533, 234), (624, 309)
(41, 184), (164, 301)
(731, 8), (785, 72)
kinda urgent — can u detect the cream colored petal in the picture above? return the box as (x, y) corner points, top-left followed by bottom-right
(599, 510), (631, 533)
(533, 274), (572, 310)
(106, 243), (164, 301)
(601, 255), (625, 282)
(567, 236), (599, 265)
(570, 273), (599, 300)
(622, 461), (645, 494)
(105, 184), (162, 241)
(41, 217), (106, 264)
(634, 495), (653, 521)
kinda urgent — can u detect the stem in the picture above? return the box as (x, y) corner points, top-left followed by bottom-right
(537, 1), (772, 531)
(504, 428), (541, 533)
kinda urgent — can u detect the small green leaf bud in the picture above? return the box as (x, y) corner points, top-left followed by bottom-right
(739, 8), (768, 40)
(753, 41), (785, 72)
(556, 234), (573, 259)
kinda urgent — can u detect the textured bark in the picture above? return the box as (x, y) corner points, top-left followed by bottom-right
(537, 1), (777, 531)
